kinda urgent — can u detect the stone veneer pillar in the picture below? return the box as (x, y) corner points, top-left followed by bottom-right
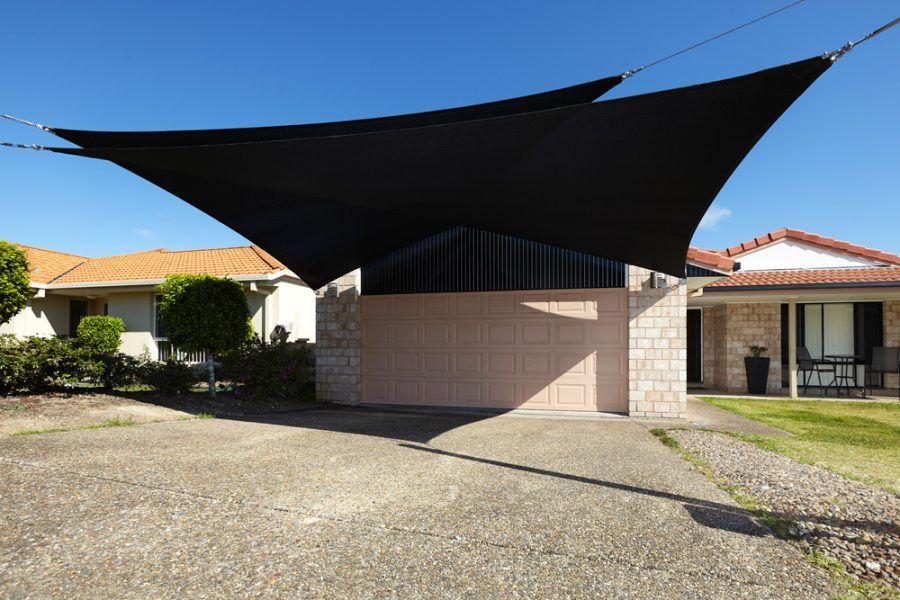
(885, 300), (900, 390)
(314, 272), (361, 404)
(627, 267), (687, 418)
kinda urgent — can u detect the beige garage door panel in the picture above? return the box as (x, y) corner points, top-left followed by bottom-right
(361, 289), (627, 412)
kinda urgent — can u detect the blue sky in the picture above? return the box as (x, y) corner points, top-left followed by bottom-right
(2, 1), (897, 258)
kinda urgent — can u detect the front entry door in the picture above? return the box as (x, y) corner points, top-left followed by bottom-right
(69, 299), (89, 337)
(687, 309), (702, 383)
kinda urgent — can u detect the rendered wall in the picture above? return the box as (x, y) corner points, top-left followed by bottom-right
(108, 292), (154, 357)
(0, 295), (69, 338)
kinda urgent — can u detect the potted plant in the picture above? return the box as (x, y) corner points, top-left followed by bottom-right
(744, 345), (770, 395)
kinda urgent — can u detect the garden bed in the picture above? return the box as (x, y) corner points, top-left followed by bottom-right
(0, 387), (316, 436)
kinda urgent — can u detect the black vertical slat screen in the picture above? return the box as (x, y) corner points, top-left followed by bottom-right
(361, 226), (626, 295)
(685, 264), (726, 277)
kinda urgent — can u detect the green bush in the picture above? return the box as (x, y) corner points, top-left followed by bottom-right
(0, 335), (97, 395)
(157, 274), (252, 396)
(141, 359), (201, 395)
(0, 241), (31, 326)
(0, 335), (25, 395)
(76, 316), (125, 355)
(220, 338), (313, 401)
(97, 352), (148, 390)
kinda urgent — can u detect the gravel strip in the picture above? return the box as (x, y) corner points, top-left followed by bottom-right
(671, 429), (899, 589)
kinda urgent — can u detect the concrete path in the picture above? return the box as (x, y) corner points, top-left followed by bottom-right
(686, 396), (791, 437)
(0, 409), (835, 598)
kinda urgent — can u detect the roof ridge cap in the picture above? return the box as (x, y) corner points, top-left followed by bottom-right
(160, 245), (251, 254)
(46, 259), (89, 284)
(249, 244), (283, 270)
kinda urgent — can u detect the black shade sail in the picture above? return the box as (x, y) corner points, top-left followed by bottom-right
(46, 57), (830, 289)
(50, 76), (623, 147)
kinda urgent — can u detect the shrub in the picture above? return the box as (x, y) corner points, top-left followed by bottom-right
(141, 359), (201, 395)
(0, 241), (31, 326)
(76, 316), (125, 355)
(0, 335), (96, 395)
(0, 335), (25, 395)
(157, 274), (252, 396)
(97, 352), (148, 390)
(220, 338), (313, 401)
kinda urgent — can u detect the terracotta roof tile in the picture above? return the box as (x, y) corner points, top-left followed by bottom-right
(686, 247), (735, 272)
(707, 267), (900, 289)
(16, 244), (288, 285)
(250, 245), (286, 270)
(718, 228), (900, 265)
(52, 246), (288, 284)
(18, 245), (88, 284)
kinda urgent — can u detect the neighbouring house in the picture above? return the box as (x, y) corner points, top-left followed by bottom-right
(314, 227), (898, 417)
(1, 244), (316, 360)
(688, 229), (900, 394)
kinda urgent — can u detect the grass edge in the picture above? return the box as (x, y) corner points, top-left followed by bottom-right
(649, 428), (897, 600)
(10, 413), (215, 437)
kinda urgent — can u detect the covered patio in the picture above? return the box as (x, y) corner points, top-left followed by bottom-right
(689, 276), (900, 400)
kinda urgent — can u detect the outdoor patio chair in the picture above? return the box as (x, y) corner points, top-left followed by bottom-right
(797, 346), (835, 395)
(868, 346), (900, 400)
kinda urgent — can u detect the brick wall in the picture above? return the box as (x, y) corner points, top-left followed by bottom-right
(627, 267), (687, 418)
(885, 299), (900, 390)
(314, 272), (361, 404)
(701, 305), (727, 389)
(722, 303), (782, 394)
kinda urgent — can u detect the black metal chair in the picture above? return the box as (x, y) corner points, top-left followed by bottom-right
(868, 346), (900, 400)
(797, 346), (835, 395)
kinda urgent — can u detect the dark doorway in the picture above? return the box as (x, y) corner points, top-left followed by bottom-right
(687, 309), (702, 383)
(68, 299), (88, 337)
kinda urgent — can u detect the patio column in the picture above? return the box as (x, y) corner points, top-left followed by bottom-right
(788, 297), (798, 399)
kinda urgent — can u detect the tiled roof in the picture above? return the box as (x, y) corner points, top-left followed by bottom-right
(19, 244), (287, 286)
(686, 247), (735, 272)
(707, 267), (900, 289)
(720, 228), (900, 266)
(18, 245), (88, 284)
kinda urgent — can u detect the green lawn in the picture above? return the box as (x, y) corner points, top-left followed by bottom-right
(698, 397), (900, 494)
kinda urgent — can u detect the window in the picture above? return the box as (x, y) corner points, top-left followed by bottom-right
(781, 302), (883, 386)
(154, 295), (167, 339)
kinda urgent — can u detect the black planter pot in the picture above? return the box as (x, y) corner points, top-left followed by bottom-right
(744, 357), (770, 395)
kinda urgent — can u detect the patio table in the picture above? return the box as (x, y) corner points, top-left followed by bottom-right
(824, 354), (867, 398)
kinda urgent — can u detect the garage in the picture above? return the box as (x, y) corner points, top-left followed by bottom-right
(358, 227), (628, 412)
(360, 289), (627, 411)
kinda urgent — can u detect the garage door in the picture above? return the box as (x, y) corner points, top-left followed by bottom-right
(360, 289), (627, 412)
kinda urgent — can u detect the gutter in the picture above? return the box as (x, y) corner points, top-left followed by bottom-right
(705, 280), (900, 292)
(38, 269), (307, 290)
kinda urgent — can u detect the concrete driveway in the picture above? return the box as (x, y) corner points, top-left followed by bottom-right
(0, 409), (835, 598)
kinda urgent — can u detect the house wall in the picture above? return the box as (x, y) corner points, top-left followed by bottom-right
(0, 295), (70, 338)
(721, 303), (782, 393)
(627, 267), (687, 418)
(108, 292), (155, 357)
(270, 281), (316, 342)
(701, 305), (724, 388)
(736, 240), (879, 271)
(886, 299), (900, 389)
(247, 292), (267, 340)
(315, 272), (361, 404)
